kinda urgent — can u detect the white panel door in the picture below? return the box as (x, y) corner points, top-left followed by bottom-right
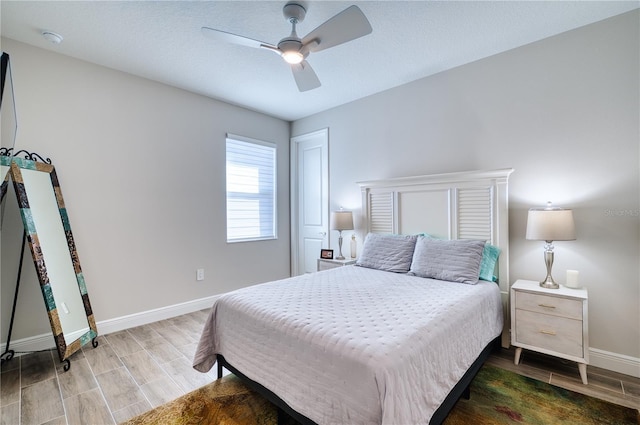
(291, 129), (328, 275)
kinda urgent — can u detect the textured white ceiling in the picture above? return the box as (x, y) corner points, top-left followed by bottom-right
(1, 1), (638, 121)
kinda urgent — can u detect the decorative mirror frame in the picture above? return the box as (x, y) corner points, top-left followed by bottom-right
(7, 155), (97, 368)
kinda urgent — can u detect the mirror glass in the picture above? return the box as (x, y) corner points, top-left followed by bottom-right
(8, 157), (97, 364)
(1, 52), (17, 205)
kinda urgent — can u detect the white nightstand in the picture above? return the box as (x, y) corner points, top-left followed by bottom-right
(510, 279), (589, 384)
(317, 258), (356, 271)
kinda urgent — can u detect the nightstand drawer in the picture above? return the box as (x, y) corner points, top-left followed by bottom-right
(317, 258), (356, 271)
(515, 291), (582, 320)
(318, 260), (342, 271)
(515, 309), (583, 358)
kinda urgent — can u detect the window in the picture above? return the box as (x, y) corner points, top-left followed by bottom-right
(226, 134), (277, 242)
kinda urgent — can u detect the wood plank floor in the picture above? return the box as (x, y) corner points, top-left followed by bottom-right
(1, 309), (638, 424)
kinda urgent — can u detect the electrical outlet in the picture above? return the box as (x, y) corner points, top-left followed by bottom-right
(196, 268), (205, 281)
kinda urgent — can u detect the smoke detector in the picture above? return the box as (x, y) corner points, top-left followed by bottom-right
(42, 31), (63, 44)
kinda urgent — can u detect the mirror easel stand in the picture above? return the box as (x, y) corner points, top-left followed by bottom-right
(1, 149), (98, 371)
(1, 149), (40, 365)
(0, 147), (24, 365)
(0, 231), (26, 365)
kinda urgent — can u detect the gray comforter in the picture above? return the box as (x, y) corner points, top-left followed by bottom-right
(193, 265), (502, 424)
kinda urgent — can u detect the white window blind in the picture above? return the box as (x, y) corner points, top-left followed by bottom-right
(226, 134), (277, 242)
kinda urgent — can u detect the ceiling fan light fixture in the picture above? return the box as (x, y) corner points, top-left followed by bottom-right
(282, 50), (304, 64)
(278, 37), (304, 64)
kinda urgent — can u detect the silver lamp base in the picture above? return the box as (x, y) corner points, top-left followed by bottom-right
(539, 244), (559, 289)
(336, 231), (345, 260)
(539, 275), (559, 289)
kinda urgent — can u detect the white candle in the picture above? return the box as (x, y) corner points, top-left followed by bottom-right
(566, 270), (580, 288)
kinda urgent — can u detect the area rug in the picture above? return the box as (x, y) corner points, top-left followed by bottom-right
(443, 365), (638, 425)
(123, 364), (639, 425)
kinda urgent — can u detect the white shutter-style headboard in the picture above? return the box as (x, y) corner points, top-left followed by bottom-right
(358, 168), (514, 347)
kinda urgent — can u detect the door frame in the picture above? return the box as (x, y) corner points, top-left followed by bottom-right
(290, 128), (329, 276)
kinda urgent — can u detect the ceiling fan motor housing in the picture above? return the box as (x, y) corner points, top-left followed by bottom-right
(278, 38), (303, 53)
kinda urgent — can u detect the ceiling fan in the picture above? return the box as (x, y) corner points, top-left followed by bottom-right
(201, 2), (372, 92)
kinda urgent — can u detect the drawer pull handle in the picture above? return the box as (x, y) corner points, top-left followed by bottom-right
(539, 329), (557, 336)
(538, 304), (556, 309)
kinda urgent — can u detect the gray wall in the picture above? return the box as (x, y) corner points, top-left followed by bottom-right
(292, 11), (640, 362)
(1, 38), (291, 341)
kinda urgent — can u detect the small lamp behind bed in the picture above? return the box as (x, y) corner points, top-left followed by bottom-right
(526, 202), (576, 289)
(331, 210), (354, 260)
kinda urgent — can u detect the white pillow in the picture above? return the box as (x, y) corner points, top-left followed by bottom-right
(408, 237), (485, 284)
(355, 233), (418, 273)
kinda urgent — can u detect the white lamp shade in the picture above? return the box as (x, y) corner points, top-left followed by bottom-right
(526, 207), (576, 241)
(330, 211), (354, 231)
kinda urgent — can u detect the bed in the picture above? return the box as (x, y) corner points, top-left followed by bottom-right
(193, 168), (514, 424)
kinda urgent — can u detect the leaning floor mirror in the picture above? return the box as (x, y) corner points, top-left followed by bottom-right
(7, 154), (97, 369)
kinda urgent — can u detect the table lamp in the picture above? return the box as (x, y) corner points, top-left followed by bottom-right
(526, 202), (576, 289)
(330, 210), (354, 260)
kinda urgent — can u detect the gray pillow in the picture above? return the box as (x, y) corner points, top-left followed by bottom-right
(408, 237), (485, 284)
(355, 233), (418, 273)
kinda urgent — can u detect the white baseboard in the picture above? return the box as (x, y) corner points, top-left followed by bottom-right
(1, 294), (219, 356)
(589, 347), (640, 378)
(96, 294), (219, 335)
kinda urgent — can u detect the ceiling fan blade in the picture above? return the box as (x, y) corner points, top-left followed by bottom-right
(291, 60), (321, 92)
(201, 26), (278, 51)
(301, 5), (372, 53)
